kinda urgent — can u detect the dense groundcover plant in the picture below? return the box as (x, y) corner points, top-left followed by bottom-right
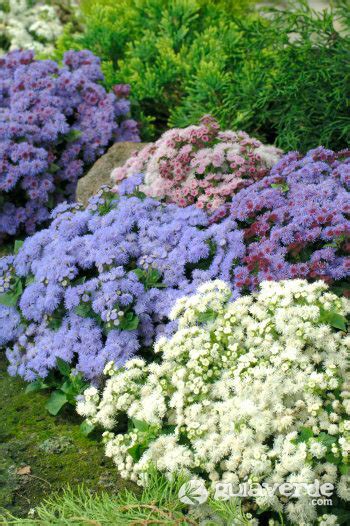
(54, 0), (255, 139)
(0, 49), (139, 240)
(0, 175), (245, 381)
(112, 116), (282, 212)
(78, 279), (350, 526)
(170, 3), (350, 151)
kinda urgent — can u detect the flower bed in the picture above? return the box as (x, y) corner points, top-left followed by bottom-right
(224, 147), (350, 294)
(1, 146), (349, 386)
(0, 176), (244, 382)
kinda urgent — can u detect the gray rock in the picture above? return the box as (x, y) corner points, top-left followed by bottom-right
(76, 141), (148, 206)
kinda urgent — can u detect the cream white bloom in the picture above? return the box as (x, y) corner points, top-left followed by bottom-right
(0, 0), (66, 54)
(77, 279), (350, 525)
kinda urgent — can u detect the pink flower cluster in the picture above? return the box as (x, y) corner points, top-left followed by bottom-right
(111, 116), (282, 212)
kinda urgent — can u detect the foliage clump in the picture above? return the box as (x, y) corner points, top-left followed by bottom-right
(54, 0), (255, 139)
(56, 1), (350, 150)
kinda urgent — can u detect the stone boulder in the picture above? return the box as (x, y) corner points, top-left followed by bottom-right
(76, 141), (148, 206)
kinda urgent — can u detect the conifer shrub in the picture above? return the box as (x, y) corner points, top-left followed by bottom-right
(56, 1), (350, 149)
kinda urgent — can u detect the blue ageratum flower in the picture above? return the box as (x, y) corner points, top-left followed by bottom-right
(0, 49), (139, 242)
(0, 175), (244, 381)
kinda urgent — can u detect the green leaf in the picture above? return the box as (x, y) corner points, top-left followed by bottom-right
(160, 425), (176, 435)
(75, 302), (94, 318)
(56, 357), (71, 377)
(25, 379), (48, 393)
(197, 308), (217, 324)
(127, 444), (144, 462)
(133, 268), (165, 289)
(60, 380), (76, 397)
(320, 309), (347, 332)
(14, 240), (24, 254)
(46, 391), (68, 416)
(340, 464), (350, 475)
(317, 432), (338, 448)
(65, 129), (82, 142)
(48, 163), (60, 174)
(132, 419), (150, 433)
(119, 312), (139, 331)
(25, 274), (35, 286)
(80, 420), (95, 437)
(0, 292), (18, 307)
(47, 316), (63, 331)
(295, 427), (313, 443)
(271, 182), (289, 192)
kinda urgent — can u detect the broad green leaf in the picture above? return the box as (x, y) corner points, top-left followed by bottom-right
(119, 312), (139, 330)
(127, 444), (144, 461)
(65, 129), (82, 142)
(271, 182), (289, 192)
(320, 309), (347, 332)
(75, 303), (93, 318)
(317, 432), (338, 448)
(340, 464), (350, 475)
(14, 240), (24, 254)
(80, 420), (95, 437)
(25, 274), (35, 286)
(48, 163), (60, 174)
(160, 425), (176, 435)
(132, 419), (150, 432)
(197, 308), (217, 324)
(295, 427), (313, 443)
(46, 391), (68, 416)
(0, 293), (18, 307)
(25, 379), (48, 393)
(60, 380), (76, 397)
(56, 357), (71, 377)
(47, 316), (63, 331)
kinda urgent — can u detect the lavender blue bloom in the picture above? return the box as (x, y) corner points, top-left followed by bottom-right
(0, 178), (244, 381)
(0, 49), (139, 241)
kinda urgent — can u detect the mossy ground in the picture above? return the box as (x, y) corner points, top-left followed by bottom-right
(0, 355), (136, 519)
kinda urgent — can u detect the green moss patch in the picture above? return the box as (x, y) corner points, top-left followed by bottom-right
(0, 355), (135, 518)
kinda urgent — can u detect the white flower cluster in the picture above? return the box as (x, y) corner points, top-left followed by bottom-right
(0, 0), (63, 54)
(77, 279), (350, 525)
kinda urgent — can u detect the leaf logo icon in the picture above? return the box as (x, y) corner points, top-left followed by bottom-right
(178, 480), (209, 505)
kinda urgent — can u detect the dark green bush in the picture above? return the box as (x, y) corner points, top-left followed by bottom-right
(171, 2), (350, 151)
(54, 0), (255, 139)
(56, 1), (350, 149)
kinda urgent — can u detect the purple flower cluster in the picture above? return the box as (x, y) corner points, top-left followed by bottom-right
(0, 176), (243, 381)
(0, 49), (139, 241)
(225, 147), (350, 294)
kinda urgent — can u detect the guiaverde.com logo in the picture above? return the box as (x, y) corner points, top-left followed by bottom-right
(178, 480), (209, 505)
